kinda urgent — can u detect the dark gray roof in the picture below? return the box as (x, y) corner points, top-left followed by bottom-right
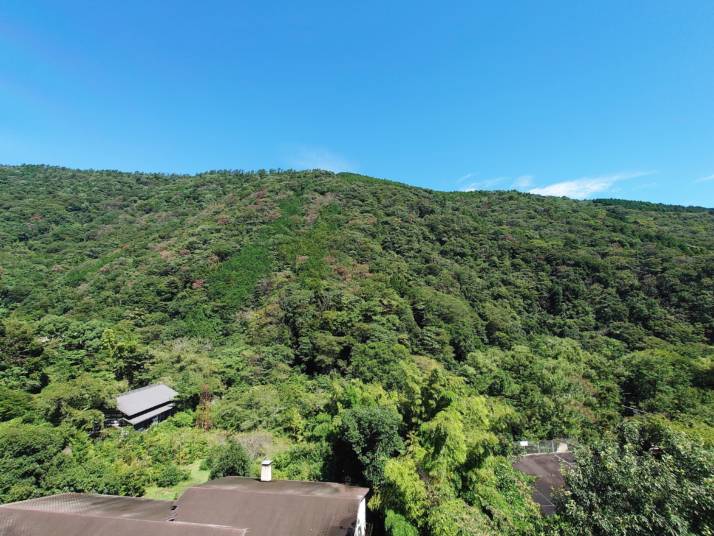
(0, 494), (246, 536)
(127, 403), (175, 425)
(116, 384), (178, 417)
(513, 453), (574, 515)
(174, 477), (369, 536)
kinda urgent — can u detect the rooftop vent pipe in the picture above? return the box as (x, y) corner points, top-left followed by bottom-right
(260, 459), (272, 482)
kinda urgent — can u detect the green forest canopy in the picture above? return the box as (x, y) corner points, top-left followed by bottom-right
(0, 165), (712, 535)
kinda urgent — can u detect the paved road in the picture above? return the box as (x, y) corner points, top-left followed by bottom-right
(512, 453), (574, 515)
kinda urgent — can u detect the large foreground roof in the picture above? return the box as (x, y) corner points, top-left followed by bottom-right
(0, 494), (245, 536)
(174, 477), (369, 536)
(0, 478), (369, 536)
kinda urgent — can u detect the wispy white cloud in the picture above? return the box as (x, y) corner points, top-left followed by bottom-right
(511, 175), (534, 189)
(529, 171), (656, 199)
(289, 146), (357, 172)
(459, 174), (534, 192)
(461, 176), (508, 192)
(695, 174), (714, 183)
(457, 172), (478, 183)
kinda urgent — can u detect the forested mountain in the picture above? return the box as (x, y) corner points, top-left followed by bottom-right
(1, 165), (713, 535)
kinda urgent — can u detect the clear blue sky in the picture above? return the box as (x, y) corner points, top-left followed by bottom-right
(2, 1), (714, 206)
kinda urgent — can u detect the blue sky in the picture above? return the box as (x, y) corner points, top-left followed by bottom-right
(1, 1), (713, 206)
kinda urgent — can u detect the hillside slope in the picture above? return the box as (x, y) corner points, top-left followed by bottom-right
(2, 165), (713, 345)
(1, 165), (713, 534)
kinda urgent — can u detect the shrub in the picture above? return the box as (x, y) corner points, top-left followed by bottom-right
(385, 510), (419, 536)
(153, 463), (190, 487)
(0, 386), (32, 421)
(204, 438), (251, 479)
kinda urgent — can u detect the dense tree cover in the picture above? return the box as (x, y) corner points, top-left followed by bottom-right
(0, 165), (713, 534)
(552, 417), (714, 535)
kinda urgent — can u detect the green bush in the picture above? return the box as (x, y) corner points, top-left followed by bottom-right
(153, 463), (190, 487)
(0, 386), (32, 421)
(385, 510), (419, 536)
(204, 438), (252, 479)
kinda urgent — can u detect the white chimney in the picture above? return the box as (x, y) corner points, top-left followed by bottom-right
(260, 459), (272, 482)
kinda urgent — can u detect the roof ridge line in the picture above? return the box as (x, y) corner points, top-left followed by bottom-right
(186, 486), (366, 500)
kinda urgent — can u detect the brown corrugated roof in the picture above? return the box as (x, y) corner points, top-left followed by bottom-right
(1, 493), (173, 520)
(0, 509), (247, 536)
(0, 494), (247, 536)
(174, 477), (369, 536)
(194, 476), (369, 500)
(0, 479), (369, 536)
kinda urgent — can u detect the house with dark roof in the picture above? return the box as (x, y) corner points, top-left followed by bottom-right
(0, 461), (370, 536)
(113, 383), (178, 428)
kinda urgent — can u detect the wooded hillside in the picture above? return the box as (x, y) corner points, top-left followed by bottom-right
(1, 165), (713, 535)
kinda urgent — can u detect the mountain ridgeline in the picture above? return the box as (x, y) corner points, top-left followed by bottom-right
(1, 166), (713, 535)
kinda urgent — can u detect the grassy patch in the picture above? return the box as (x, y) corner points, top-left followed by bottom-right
(143, 461), (210, 501)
